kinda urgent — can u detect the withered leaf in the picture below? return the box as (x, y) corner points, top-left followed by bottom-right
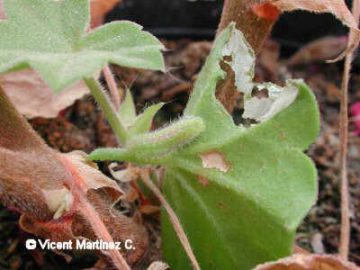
(20, 188), (149, 265)
(61, 151), (123, 203)
(0, 87), (148, 265)
(0, 69), (90, 118)
(255, 254), (360, 270)
(287, 36), (348, 66)
(0, 86), (67, 220)
(258, 0), (359, 31)
(255, 0), (360, 59)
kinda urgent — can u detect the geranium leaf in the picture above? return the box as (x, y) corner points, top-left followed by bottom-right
(89, 24), (320, 269)
(0, 0), (164, 92)
(159, 25), (320, 269)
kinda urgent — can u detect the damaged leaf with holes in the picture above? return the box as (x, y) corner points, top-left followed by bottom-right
(160, 25), (319, 269)
(90, 24), (320, 270)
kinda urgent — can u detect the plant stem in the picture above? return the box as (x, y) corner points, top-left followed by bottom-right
(60, 155), (131, 270)
(339, 40), (351, 262)
(141, 169), (201, 270)
(103, 65), (121, 111)
(78, 198), (131, 270)
(218, 0), (275, 52)
(84, 77), (128, 144)
(216, 0), (276, 113)
(89, 148), (132, 162)
(339, 0), (360, 260)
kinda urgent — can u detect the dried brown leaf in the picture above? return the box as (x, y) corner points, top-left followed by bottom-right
(0, 86), (68, 220)
(0, 69), (90, 118)
(62, 151), (123, 202)
(109, 163), (141, 183)
(260, 0), (359, 31)
(0, 87), (148, 266)
(255, 254), (360, 270)
(257, 0), (360, 60)
(287, 36), (348, 66)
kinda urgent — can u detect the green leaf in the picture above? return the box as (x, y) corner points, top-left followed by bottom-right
(0, 0), (164, 92)
(119, 88), (137, 127)
(159, 25), (320, 269)
(128, 102), (164, 136)
(89, 24), (320, 269)
(118, 88), (164, 135)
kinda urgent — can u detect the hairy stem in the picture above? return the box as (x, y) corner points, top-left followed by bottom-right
(141, 170), (201, 270)
(60, 156), (131, 270)
(103, 65), (121, 111)
(84, 77), (128, 143)
(339, 0), (360, 259)
(218, 0), (275, 52)
(216, 0), (276, 113)
(78, 199), (131, 270)
(89, 148), (132, 162)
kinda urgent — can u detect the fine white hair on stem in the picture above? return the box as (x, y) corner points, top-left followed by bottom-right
(140, 169), (201, 270)
(339, 0), (360, 260)
(103, 65), (121, 111)
(78, 199), (131, 270)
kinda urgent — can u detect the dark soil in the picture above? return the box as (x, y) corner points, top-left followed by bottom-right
(0, 38), (359, 269)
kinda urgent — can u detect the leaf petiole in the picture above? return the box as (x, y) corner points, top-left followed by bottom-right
(83, 77), (128, 144)
(90, 148), (132, 162)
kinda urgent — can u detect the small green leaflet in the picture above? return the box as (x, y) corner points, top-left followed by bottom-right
(90, 24), (319, 269)
(0, 0), (164, 92)
(118, 88), (164, 136)
(118, 89), (137, 127)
